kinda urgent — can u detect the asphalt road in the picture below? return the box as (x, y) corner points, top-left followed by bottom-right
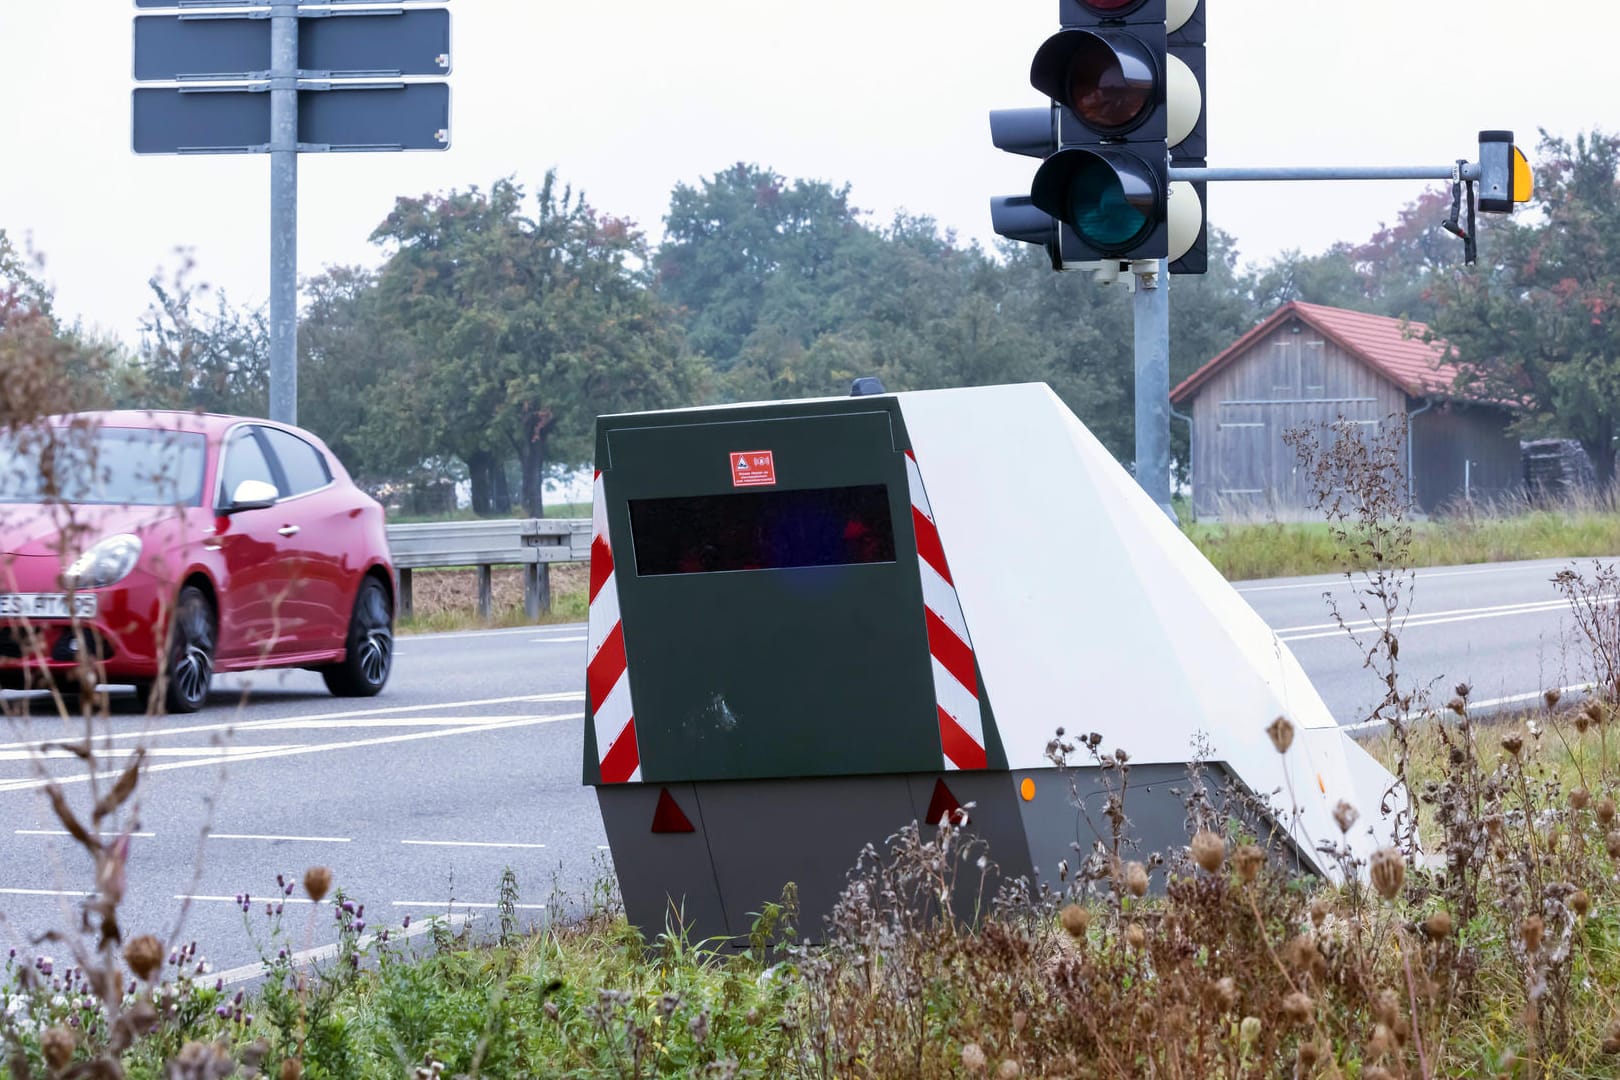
(0, 553), (1608, 975)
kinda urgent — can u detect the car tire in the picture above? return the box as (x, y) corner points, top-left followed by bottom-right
(322, 576), (393, 698)
(146, 585), (215, 714)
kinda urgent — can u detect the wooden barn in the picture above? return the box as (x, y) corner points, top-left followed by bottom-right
(1170, 301), (1521, 520)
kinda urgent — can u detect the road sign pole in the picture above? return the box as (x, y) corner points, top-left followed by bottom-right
(1133, 260), (1174, 522)
(269, 1), (298, 425)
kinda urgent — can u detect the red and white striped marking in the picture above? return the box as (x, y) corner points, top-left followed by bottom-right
(905, 450), (988, 771)
(588, 471), (641, 783)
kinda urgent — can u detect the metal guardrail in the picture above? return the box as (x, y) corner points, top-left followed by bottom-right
(385, 518), (592, 620)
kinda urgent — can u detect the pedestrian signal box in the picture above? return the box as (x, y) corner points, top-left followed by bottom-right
(585, 383), (1399, 943)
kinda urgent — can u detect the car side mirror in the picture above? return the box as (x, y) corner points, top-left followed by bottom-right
(224, 478), (278, 513)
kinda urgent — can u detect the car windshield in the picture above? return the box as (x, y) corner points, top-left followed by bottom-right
(0, 426), (208, 507)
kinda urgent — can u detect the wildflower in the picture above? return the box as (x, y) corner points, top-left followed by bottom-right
(1059, 904), (1090, 938)
(1332, 800), (1359, 834)
(1267, 715), (1295, 754)
(1369, 848), (1405, 900)
(961, 1043), (987, 1072)
(1125, 861), (1149, 897)
(1190, 830), (1225, 873)
(303, 867), (332, 903)
(1238, 1016), (1261, 1044)
(1234, 844), (1265, 884)
(1424, 910), (1454, 940)
(124, 935), (163, 982)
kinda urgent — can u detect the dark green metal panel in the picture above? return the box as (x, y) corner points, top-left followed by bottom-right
(601, 404), (944, 783)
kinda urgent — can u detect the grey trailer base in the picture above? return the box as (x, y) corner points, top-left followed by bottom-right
(596, 763), (1226, 946)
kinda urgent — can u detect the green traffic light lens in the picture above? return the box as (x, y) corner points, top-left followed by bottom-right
(1062, 159), (1151, 251)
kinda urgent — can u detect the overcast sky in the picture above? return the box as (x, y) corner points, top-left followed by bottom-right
(2, 1), (1615, 341)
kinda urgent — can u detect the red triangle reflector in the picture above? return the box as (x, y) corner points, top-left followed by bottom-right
(925, 778), (966, 826)
(650, 788), (695, 833)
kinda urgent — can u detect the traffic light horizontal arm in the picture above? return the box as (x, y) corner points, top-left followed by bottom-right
(1169, 163), (1482, 183)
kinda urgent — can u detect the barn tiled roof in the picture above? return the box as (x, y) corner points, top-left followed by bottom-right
(1171, 300), (1463, 405)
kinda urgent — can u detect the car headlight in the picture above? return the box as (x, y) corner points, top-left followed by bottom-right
(61, 534), (143, 590)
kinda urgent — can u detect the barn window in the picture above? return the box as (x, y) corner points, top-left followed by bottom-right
(1303, 340), (1326, 397)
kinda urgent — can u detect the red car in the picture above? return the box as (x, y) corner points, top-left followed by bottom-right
(0, 411), (395, 712)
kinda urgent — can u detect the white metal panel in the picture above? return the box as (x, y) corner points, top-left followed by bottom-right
(897, 383), (1401, 874)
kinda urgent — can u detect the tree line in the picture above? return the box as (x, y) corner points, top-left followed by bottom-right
(6, 129), (1619, 510)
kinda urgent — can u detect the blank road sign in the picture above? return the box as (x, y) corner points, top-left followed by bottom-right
(134, 9), (452, 81)
(133, 83), (450, 153)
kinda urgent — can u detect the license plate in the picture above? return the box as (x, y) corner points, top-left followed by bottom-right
(0, 593), (98, 620)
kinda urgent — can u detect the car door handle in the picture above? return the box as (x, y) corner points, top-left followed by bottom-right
(277, 525), (301, 537)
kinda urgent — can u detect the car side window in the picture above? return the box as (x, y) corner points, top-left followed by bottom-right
(219, 428), (279, 504)
(261, 428), (332, 496)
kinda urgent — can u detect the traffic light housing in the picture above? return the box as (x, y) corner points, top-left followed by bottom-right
(1477, 130), (1533, 213)
(991, 0), (1207, 274)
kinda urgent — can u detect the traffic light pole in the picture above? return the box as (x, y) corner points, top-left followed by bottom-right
(269, 2), (299, 426)
(1169, 163), (1482, 182)
(1132, 260), (1174, 521)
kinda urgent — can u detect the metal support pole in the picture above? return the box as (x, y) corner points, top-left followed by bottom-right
(269, 3), (299, 425)
(1133, 259), (1174, 522)
(1169, 163), (1481, 183)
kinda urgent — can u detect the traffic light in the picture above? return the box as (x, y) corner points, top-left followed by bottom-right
(990, 0), (1207, 274)
(1476, 130), (1532, 213)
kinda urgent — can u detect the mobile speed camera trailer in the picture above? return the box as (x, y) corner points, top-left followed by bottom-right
(584, 383), (1399, 944)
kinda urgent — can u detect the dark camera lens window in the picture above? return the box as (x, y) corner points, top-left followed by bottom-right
(629, 485), (896, 576)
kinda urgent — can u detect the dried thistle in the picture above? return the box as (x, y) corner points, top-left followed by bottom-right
(1603, 1019), (1620, 1055)
(1544, 687), (1562, 709)
(1521, 914), (1544, 954)
(961, 1043), (987, 1072)
(1125, 923), (1146, 949)
(1211, 976), (1238, 1011)
(996, 1061), (1023, 1080)
(1369, 847), (1405, 900)
(1310, 897), (1329, 927)
(1574, 889), (1592, 918)
(125, 933), (163, 982)
(303, 866), (333, 904)
(1234, 844), (1265, 885)
(1281, 990), (1313, 1024)
(1267, 715), (1295, 754)
(1501, 733), (1524, 757)
(1424, 910), (1454, 940)
(1124, 860), (1149, 897)
(1606, 831), (1620, 860)
(1601, 797), (1617, 826)
(1190, 830), (1224, 873)
(280, 1059), (304, 1080)
(1332, 799), (1359, 834)
(41, 1026), (74, 1071)
(1572, 787), (1591, 811)
(1059, 904), (1090, 938)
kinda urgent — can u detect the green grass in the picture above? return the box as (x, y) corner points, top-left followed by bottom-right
(1186, 509), (1620, 580)
(396, 591), (587, 635)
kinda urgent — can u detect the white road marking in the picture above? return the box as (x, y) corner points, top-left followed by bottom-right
(596, 845), (611, 850)
(0, 745), (301, 761)
(0, 692), (584, 752)
(15, 829), (154, 838)
(401, 839), (546, 850)
(529, 635), (585, 644)
(0, 712), (582, 795)
(0, 887), (91, 898)
(1236, 561), (1585, 594)
(1276, 596), (1601, 643)
(1342, 682), (1593, 735)
(249, 716), (550, 731)
(177, 894), (319, 904)
(405, 624), (584, 643)
(390, 900), (547, 910)
(209, 833), (351, 843)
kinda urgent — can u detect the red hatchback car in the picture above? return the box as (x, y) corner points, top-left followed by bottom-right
(0, 411), (395, 712)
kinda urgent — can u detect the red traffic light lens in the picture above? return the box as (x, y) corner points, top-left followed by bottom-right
(1063, 34), (1155, 134)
